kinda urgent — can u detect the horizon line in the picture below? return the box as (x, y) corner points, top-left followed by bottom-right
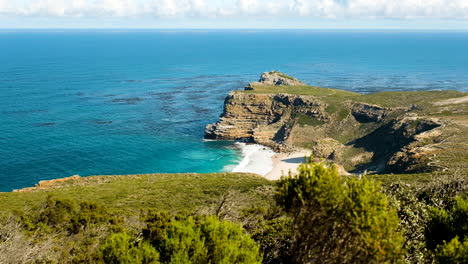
(1, 27), (468, 31)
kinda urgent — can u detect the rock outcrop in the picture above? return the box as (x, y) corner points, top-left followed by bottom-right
(13, 175), (81, 192)
(205, 92), (326, 151)
(206, 72), (468, 175)
(350, 116), (444, 173)
(351, 103), (386, 123)
(245, 71), (305, 90)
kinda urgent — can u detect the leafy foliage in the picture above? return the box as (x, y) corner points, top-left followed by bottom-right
(248, 215), (293, 264)
(435, 237), (468, 264)
(100, 233), (159, 264)
(143, 212), (262, 264)
(377, 171), (468, 264)
(276, 161), (404, 263)
(382, 183), (432, 263)
(3, 168), (468, 264)
(427, 197), (468, 251)
(17, 196), (121, 235)
(6, 197), (263, 264)
(239, 197), (294, 264)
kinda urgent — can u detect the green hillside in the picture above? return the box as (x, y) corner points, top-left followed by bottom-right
(0, 173), (273, 216)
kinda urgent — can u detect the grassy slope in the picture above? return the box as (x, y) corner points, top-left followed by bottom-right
(241, 85), (359, 98)
(241, 84), (468, 174)
(0, 173), (274, 216)
(241, 84), (466, 108)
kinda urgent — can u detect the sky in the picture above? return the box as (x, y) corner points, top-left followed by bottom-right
(0, 0), (467, 29)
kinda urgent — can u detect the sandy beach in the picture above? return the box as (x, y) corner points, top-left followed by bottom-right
(229, 143), (312, 180)
(264, 150), (312, 180)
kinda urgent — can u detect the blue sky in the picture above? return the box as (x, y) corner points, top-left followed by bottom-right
(1, 0), (467, 29)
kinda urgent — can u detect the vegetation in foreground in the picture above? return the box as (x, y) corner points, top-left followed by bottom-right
(0, 173), (272, 216)
(1, 160), (468, 263)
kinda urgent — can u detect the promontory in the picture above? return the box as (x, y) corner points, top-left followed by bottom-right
(205, 71), (468, 175)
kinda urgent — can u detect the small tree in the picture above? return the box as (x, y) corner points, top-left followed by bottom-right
(143, 213), (262, 264)
(435, 236), (468, 263)
(275, 161), (404, 263)
(427, 196), (468, 263)
(100, 233), (159, 264)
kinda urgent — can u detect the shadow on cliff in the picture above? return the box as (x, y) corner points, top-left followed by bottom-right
(347, 119), (441, 174)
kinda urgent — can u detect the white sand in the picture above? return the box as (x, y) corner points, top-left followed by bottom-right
(229, 143), (276, 176)
(264, 150), (312, 180)
(227, 142), (312, 180)
(433, 95), (468, 105)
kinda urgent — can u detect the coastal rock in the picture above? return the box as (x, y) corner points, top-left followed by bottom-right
(352, 103), (386, 123)
(205, 93), (276, 141)
(206, 72), (468, 175)
(350, 116), (444, 173)
(383, 118), (445, 173)
(13, 175), (81, 192)
(245, 71), (305, 90)
(204, 92), (325, 151)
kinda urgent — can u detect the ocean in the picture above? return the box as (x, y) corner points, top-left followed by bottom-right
(1, 30), (467, 192)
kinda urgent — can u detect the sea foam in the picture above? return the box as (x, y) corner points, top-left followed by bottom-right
(229, 142), (275, 176)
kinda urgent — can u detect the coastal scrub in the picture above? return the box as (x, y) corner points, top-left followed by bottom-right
(276, 161), (404, 263)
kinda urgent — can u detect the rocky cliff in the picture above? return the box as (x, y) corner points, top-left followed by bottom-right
(244, 71), (305, 90)
(206, 72), (468, 174)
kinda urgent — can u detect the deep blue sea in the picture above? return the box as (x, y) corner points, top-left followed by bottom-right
(1, 30), (468, 192)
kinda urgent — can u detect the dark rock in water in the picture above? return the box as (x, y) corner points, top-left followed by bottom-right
(193, 107), (210, 114)
(111, 97), (143, 104)
(92, 119), (113, 125)
(36, 122), (56, 126)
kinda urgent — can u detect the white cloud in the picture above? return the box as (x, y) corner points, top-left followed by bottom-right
(238, 0), (259, 13)
(0, 0), (467, 19)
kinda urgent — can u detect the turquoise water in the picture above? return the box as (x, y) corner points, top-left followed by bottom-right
(1, 30), (468, 192)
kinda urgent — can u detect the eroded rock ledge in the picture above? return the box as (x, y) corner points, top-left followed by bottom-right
(245, 71), (305, 90)
(206, 71), (468, 174)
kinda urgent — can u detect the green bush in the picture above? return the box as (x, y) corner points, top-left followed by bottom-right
(11, 198), (261, 264)
(159, 217), (208, 263)
(435, 237), (468, 264)
(427, 197), (468, 251)
(68, 201), (122, 234)
(16, 196), (121, 234)
(37, 197), (77, 229)
(276, 161), (404, 263)
(100, 233), (160, 264)
(200, 216), (262, 263)
(248, 216), (293, 264)
(383, 183), (432, 263)
(144, 213), (262, 264)
(13, 197), (125, 263)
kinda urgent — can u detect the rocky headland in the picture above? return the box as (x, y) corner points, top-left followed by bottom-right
(206, 71), (468, 175)
(244, 71), (305, 89)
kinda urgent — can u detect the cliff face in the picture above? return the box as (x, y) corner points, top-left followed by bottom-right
(206, 72), (468, 174)
(205, 93), (324, 150)
(244, 71), (305, 90)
